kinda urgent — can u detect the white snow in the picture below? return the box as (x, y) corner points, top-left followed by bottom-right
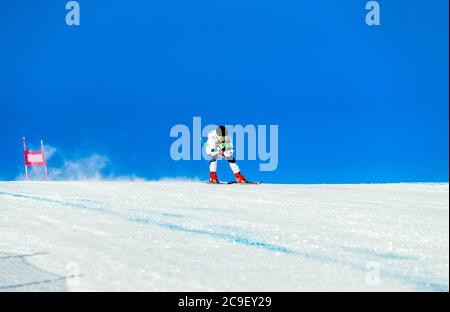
(0, 181), (448, 291)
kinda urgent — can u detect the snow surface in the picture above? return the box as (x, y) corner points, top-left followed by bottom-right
(0, 181), (448, 292)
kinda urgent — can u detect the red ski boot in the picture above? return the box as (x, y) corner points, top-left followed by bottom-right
(234, 172), (247, 183)
(209, 171), (219, 183)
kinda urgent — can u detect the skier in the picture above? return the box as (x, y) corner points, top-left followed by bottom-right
(206, 126), (247, 183)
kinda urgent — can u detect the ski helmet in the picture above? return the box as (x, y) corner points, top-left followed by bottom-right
(216, 126), (228, 138)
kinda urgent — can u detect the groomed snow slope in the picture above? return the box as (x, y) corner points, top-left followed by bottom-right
(0, 181), (448, 291)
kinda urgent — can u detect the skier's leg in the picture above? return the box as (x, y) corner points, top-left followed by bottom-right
(226, 157), (240, 173)
(226, 157), (246, 182)
(209, 157), (219, 182)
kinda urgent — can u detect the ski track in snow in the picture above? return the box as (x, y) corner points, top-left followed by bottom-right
(0, 181), (448, 291)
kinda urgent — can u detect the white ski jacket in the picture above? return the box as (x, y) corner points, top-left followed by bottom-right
(206, 130), (234, 158)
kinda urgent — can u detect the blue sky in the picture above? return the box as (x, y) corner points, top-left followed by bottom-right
(0, 0), (448, 183)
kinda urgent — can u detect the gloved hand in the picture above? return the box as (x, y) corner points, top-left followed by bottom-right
(210, 149), (223, 157)
(223, 150), (233, 158)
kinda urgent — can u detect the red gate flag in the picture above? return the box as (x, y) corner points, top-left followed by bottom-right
(24, 151), (45, 166)
(23, 137), (48, 181)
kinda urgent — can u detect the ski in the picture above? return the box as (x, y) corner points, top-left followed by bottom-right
(206, 181), (262, 185)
